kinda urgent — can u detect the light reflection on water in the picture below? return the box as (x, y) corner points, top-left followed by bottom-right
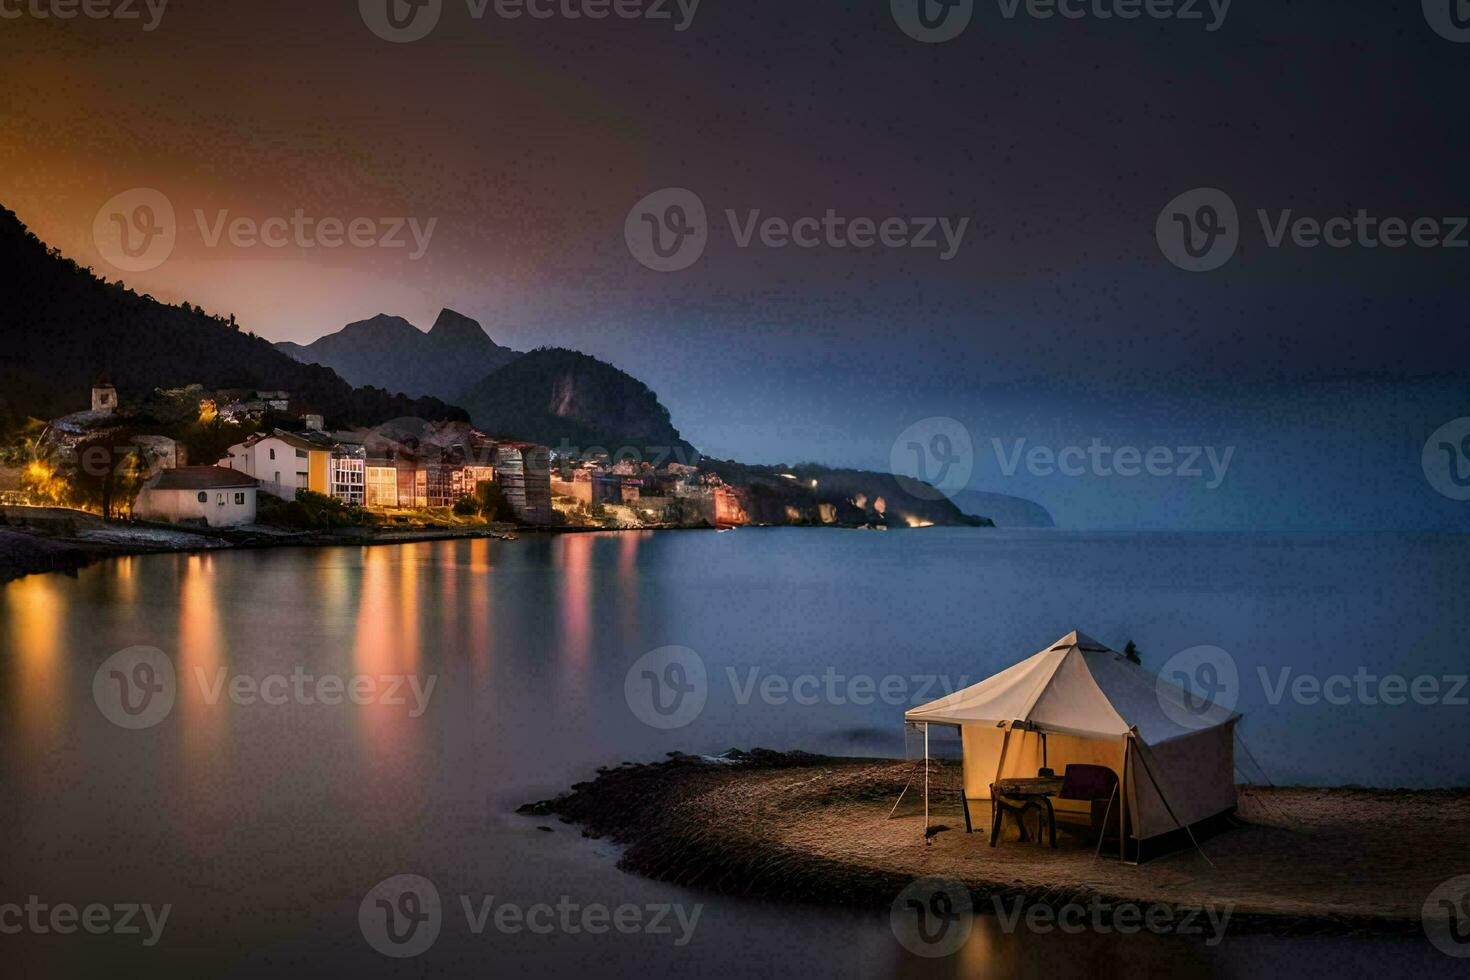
(0, 529), (1463, 977)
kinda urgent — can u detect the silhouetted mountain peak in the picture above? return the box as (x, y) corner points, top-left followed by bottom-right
(0, 204), (465, 427)
(459, 347), (693, 453)
(335, 314), (422, 345)
(275, 310), (520, 402)
(428, 308), (491, 345)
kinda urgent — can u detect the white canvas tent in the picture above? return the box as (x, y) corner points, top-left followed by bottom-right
(904, 631), (1240, 862)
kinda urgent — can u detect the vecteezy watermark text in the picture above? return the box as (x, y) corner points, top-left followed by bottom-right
(192, 667), (437, 717)
(891, 0), (1231, 44)
(551, 439), (702, 469)
(359, 0), (700, 43)
(888, 878), (1232, 958)
(1258, 667), (1468, 708)
(0, 897), (171, 947)
(194, 210), (437, 260)
(93, 646), (438, 729)
(623, 646), (973, 729)
(93, 188), (438, 274)
(625, 188), (970, 272)
(1156, 644), (1470, 732)
(358, 874), (701, 958)
(990, 894), (1233, 945)
(0, 0), (168, 30)
(991, 438), (1235, 489)
(727, 667), (972, 708)
(1157, 187), (1469, 272)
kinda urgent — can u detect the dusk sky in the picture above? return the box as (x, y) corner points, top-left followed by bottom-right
(3, 0), (1467, 528)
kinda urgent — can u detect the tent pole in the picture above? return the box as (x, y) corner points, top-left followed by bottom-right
(959, 723), (972, 833)
(1119, 739), (1129, 863)
(1093, 782), (1118, 860)
(887, 722), (918, 819)
(923, 722), (930, 839)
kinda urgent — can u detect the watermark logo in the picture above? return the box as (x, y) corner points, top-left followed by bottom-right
(625, 188), (708, 272)
(1424, 876), (1470, 957)
(624, 646), (707, 729)
(891, 0), (974, 43)
(92, 646), (176, 730)
(360, 874), (443, 958)
(891, 417), (974, 501)
(93, 188), (176, 274)
(360, 0), (443, 42)
(1423, 0), (1470, 42)
(1423, 418), (1470, 502)
(1157, 187), (1238, 272)
(890, 877), (973, 958)
(1155, 645), (1239, 731)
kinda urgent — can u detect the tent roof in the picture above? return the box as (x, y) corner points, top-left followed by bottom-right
(904, 631), (1239, 744)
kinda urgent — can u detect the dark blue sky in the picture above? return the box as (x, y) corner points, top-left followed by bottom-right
(4, 0), (1466, 528)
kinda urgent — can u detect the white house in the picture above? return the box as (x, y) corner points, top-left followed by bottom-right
(133, 466), (259, 527)
(221, 430), (331, 501)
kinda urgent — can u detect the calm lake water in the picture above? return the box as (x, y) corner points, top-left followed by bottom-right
(1, 528), (1466, 977)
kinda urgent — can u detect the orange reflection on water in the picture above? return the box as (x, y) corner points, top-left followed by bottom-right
(618, 532), (643, 647)
(113, 555), (136, 604)
(397, 545), (420, 672)
(178, 554), (227, 762)
(4, 575), (67, 757)
(558, 534), (593, 666)
(467, 539), (492, 674)
(351, 548), (421, 772)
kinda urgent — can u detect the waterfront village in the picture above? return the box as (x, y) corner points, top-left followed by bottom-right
(1, 379), (747, 532)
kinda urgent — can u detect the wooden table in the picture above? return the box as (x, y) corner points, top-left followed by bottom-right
(995, 777), (1064, 797)
(990, 777), (1064, 847)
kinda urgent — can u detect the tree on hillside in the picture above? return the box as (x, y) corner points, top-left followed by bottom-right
(71, 432), (150, 519)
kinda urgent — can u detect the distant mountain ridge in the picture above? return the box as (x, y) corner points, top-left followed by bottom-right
(458, 348), (695, 455)
(276, 309), (520, 402)
(951, 490), (1055, 528)
(0, 207), (463, 427)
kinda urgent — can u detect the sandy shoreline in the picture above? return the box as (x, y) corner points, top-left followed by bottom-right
(521, 750), (1469, 937)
